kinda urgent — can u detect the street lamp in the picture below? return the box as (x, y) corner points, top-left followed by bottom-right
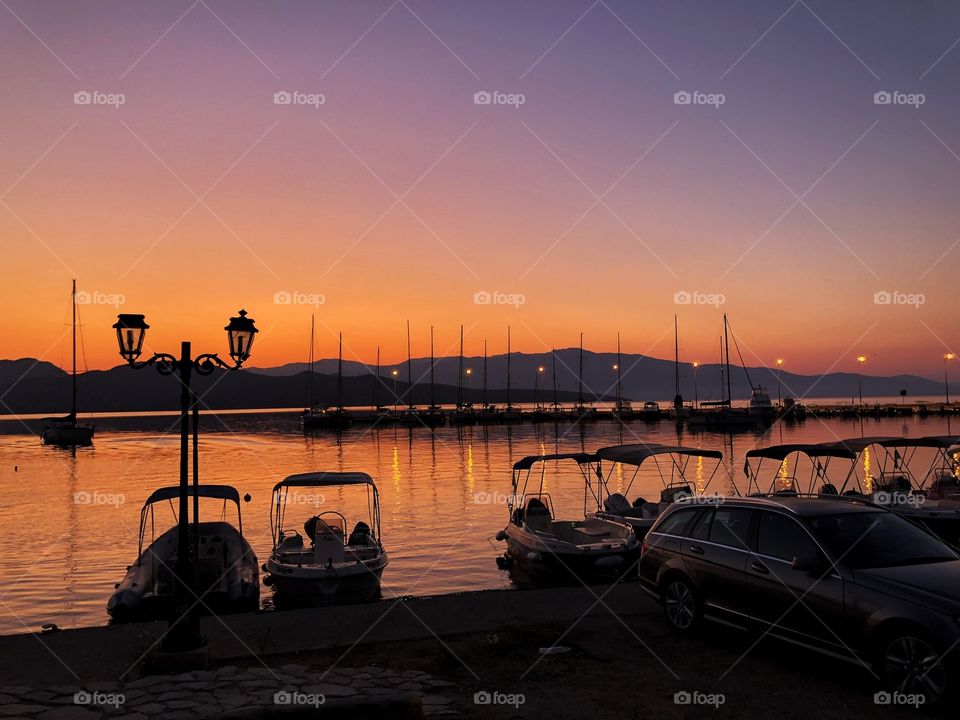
(776, 358), (784, 407)
(535, 366), (545, 409)
(692, 361), (699, 409)
(112, 309), (258, 652)
(391, 369), (400, 410)
(856, 355), (867, 407)
(945, 353), (956, 405)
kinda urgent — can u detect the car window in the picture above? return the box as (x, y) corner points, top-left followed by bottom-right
(654, 507), (698, 537)
(757, 511), (818, 561)
(689, 508), (714, 540)
(708, 508), (754, 550)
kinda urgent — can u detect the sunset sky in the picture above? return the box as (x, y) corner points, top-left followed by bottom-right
(2, 1), (958, 379)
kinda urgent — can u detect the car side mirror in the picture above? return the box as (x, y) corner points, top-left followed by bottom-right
(791, 555), (822, 573)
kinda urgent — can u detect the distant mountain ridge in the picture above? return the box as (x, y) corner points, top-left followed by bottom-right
(0, 351), (951, 415)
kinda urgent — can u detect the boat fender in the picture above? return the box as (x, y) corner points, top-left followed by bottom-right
(261, 563), (268, 572)
(526, 552), (542, 562)
(495, 530), (507, 541)
(263, 575), (274, 587)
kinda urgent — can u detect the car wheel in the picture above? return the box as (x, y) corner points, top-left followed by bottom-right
(662, 576), (699, 631)
(880, 633), (948, 703)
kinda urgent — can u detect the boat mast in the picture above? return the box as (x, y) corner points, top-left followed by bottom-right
(406, 320), (413, 409)
(430, 325), (436, 409)
(578, 333), (584, 407)
(457, 324), (464, 409)
(552, 348), (558, 408)
(674, 315), (682, 409)
(616, 333), (622, 406)
(723, 314), (732, 406)
(71, 279), (77, 419)
(373, 346), (380, 409)
(337, 332), (344, 411)
(506, 326), (512, 409)
(306, 315), (315, 409)
(483, 340), (488, 407)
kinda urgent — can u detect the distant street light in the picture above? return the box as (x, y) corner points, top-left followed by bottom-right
(945, 353), (956, 405)
(692, 361), (699, 408)
(465, 367), (473, 393)
(112, 309), (257, 652)
(391, 369), (399, 409)
(856, 355), (867, 406)
(776, 358), (784, 407)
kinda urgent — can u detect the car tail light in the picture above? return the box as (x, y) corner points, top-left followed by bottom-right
(641, 538), (649, 556)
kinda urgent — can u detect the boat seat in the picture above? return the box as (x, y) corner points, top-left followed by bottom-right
(820, 484), (838, 496)
(348, 521), (372, 546)
(632, 496), (648, 508)
(604, 493), (632, 515)
(525, 498), (552, 532)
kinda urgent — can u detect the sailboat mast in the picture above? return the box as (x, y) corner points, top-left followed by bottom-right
(457, 325), (464, 408)
(578, 333), (584, 406)
(373, 346), (380, 408)
(406, 320), (413, 409)
(430, 326), (436, 408)
(483, 340), (488, 407)
(552, 348), (558, 407)
(616, 333), (622, 405)
(337, 333), (344, 410)
(71, 279), (77, 418)
(506, 326), (512, 408)
(674, 315), (680, 397)
(307, 315), (315, 409)
(723, 314), (732, 406)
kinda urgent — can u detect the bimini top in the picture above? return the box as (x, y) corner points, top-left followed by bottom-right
(881, 435), (960, 449)
(821, 437), (903, 454)
(144, 485), (241, 506)
(512, 453), (596, 471)
(273, 471), (375, 491)
(745, 444), (856, 461)
(596, 444), (723, 465)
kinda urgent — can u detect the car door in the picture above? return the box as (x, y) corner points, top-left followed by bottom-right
(747, 510), (846, 651)
(640, 507), (701, 590)
(681, 506), (755, 622)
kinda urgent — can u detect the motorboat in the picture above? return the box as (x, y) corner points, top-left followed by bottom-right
(612, 400), (635, 421)
(742, 443), (859, 497)
(108, 485), (259, 621)
(42, 280), (94, 447)
(496, 453), (639, 584)
(748, 387), (776, 421)
(592, 443), (724, 535)
(264, 472), (388, 605)
(639, 401), (661, 421)
(477, 404), (501, 424)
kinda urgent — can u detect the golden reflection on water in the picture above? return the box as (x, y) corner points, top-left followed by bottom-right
(863, 448), (873, 494)
(695, 455), (704, 494)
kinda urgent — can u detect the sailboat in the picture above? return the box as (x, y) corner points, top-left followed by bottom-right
(570, 333), (597, 422)
(686, 314), (759, 429)
(368, 346), (393, 425)
(669, 316), (691, 421)
(421, 326), (446, 427)
(399, 321), (423, 426)
(325, 333), (353, 429)
(42, 280), (94, 446)
(500, 326), (522, 423)
(450, 325), (476, 425)
(300, 316), (326, 429)
(478, 340), (499, 424)
(611, 333), (633, 421)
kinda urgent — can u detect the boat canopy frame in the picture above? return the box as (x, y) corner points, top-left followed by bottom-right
(270, 471), (382, 548)
(509, 453), (602, 521)
(826, 436), (960, 493)
(138, 484), (245, 559)
(594, 443), (726, 502)
(742, 444), (856, 496)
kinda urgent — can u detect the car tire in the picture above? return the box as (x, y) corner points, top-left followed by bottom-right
(876, 630), (949, 705)
(661, 575), (700, 632)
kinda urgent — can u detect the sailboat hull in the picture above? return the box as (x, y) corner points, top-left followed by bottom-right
(42, 423), (94, 447)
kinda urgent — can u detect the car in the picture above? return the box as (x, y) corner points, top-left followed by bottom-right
(639, 495), (960, 703)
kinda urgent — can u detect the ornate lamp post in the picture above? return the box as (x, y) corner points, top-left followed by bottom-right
(112, 309), (258, 652)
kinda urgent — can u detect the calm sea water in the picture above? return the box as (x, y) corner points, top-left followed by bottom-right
(0, 407), (955, 635)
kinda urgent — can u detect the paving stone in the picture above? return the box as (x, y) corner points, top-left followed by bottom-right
(0, 695), (15, 704)
(25, 691), (55, 703)
(279, 664), (306, 676)
(37, 709), (101, 720)
(0, 687), (30, 696)
(0, 704), (47, 716)
(130, 703), (164, 715)
(192, 704), (222, 718)
(398, 682), (423, 691)
(422, 695), (451, 706)
(167, 699), (199, 709)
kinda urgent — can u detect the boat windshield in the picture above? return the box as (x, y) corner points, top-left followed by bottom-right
(807, 511), (958, 569)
